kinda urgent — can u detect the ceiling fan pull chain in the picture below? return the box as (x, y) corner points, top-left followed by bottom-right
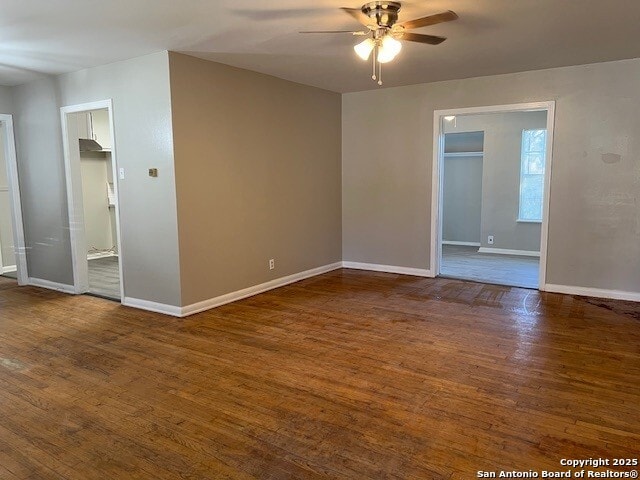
(378, 60), (382, 85)
(372, 45), (377, 80)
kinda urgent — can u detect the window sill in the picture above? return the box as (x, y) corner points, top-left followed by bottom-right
(517, 219), (542, 224)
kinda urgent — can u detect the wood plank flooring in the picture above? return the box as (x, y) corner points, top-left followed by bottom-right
(87, 256), (120, 300)
(441, 244), (539, 289)
(0, 270), (638, 479)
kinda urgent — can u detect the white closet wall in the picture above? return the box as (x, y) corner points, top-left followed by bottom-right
(0, 129), (16, 269)
(78, 109), (117, 256)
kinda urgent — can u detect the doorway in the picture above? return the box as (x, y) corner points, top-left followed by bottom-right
(431, 102), (555, 290)
(60, 100), (124, 301)
(0, 114), (28, 284)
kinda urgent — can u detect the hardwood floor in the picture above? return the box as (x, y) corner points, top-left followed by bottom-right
(441, 244), (539, 289)
(88, 256), (120, 300)
(0, 270), (638, 479)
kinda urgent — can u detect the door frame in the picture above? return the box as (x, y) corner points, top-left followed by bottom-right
(60, 99), (125, 300)
(0, 114), (28, 284)
(431, 101), (556, 289)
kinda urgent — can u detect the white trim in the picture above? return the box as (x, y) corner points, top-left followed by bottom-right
(442, 240), (481, 247)
(105, 104), (125, 302)
(0, 115), (28, 285)
(87, 252), (117, 260)
(122, 297), (182, 317)
(432, 101), (556, 291)
(544, 284), (640, 303)
(60, 106), (89, 293)
(28, 277), (76, 294)
(435, 102), (555, 117)
(181, 262), (343, 317)
(122, 262), (344, 317)
(539, 102), (556, 289)
(342, 261), (433, 278)
(2, 265), (17, 274)
(477, 247), (540, 257)
(60, 100), (125, 301)
(430, 111), (444, 280)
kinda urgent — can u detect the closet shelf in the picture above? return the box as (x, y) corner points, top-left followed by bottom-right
(443, 151), (483, 157)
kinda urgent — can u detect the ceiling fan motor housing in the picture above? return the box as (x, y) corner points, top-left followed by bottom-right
(361, 1), (402, 28)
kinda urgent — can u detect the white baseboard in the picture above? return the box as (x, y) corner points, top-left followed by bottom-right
(181, 262), (343, 317)
(442, 241), (481, 247)
(478, 247), (540, 257)
(28, 277), (76, 294)
(544, 284), (640, 302)
(122, 262), (343, 318)
(87, 252), (117, 260)
(1, 265), (17, 274)
(122, 297), (182, 317)
(342, 261), (434, 278)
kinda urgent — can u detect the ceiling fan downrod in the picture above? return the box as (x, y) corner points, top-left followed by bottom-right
(361, 1), (402, 28)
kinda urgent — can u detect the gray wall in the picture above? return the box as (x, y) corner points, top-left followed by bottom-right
(343, 58), (640, 292)
(12, 77), (72, 284)
(11, 52), (182, 305)
(168, 53), (342, 306)
(0, 87), (13, 112)
(443, 112), (547, 252)
(442, 153), (483, 244)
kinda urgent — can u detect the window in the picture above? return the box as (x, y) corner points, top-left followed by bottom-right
(518, 129), (547, 222)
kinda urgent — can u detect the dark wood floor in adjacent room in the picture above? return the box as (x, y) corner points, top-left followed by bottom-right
(0, 270), (638, 479)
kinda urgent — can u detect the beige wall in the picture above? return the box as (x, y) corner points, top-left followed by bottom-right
(168, 53), (342, 306)
(12, 52), (182, 305)
(444, 111), (547, 252)
(90, 109), (111, 149)
(76, 109), (116, 255)
(343, 58), (640, 292)
(0, 89), (15, 269)
(80, 154), (114, 254)
(0, 128), (16, 268)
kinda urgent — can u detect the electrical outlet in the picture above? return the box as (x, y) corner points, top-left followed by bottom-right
(269, 259), (275, 270)
(488, 235), (494, 245)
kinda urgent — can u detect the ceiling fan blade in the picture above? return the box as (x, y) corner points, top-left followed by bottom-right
(341, 7), (371, 26)
(399, 10), (458, 30)
(300, 30), (367, 34)
(401, 32), (447, 45)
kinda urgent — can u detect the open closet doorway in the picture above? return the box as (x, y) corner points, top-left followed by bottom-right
(431, 102), (555, 290)
(61, 101), (124, 301)
(0, 114), (28, 284)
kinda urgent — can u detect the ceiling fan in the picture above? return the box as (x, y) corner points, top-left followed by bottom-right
(301, 1), (458, 85)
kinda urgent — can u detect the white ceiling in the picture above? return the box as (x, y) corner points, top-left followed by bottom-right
(1, 0), (640, 93)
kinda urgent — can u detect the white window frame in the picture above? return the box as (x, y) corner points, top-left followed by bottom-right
(517, 128), (547, 223)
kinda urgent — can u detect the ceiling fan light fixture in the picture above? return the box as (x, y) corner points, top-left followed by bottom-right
(305, 2), (458, 86)
(354, 38), (376, 60)
(377, 35), (402, 63)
